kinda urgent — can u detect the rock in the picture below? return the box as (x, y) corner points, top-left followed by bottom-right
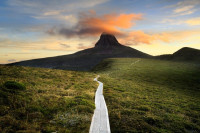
(95, 33), (121, 48)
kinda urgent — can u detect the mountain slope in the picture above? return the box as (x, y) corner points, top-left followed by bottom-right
(9, 33), (151, 71)
(156, 47), (200, 62)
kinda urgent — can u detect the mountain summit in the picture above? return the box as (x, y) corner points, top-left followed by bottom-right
(95, 33), (121, 48)
(9, 33), (151, 71)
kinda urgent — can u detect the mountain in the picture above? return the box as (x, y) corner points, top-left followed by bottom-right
(156, 47), (200, 62)
(95, 32), (121, 48)
(9, 33), (151, 71)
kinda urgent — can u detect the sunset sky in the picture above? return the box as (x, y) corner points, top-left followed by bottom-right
(0, 0), (200, 64)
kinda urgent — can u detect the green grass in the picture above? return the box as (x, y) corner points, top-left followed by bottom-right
(94, 58), (200, 132)
(1, 58), (200, 133)
(0, 65), (97, 133)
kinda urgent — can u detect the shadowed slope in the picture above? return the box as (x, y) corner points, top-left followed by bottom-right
(156, 47), (200, 62)
(9, 33), (151, 71)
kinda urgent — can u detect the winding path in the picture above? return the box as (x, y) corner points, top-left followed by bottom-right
(89, 75), (111, 133)
(131, 59), (141, 66)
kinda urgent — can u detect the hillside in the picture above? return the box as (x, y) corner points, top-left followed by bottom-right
(156, 47), (200, 62)
(9, 33), (151, 71)
(0, 65), (97, 133)
(93, 58), (200, 132)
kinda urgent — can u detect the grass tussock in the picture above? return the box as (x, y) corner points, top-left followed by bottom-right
(94, 58), (200, 132)
(0, 65), (97, 133)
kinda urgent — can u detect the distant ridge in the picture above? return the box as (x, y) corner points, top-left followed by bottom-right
(156, 47), (200, 62)
(9, 33), (151, 71)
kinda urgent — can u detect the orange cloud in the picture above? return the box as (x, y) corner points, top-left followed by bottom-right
(121, 29), (200, 46)
(58, 11), (142, 37)
(79, 12), (142, 31)
(48, 11), (182, 46)
(55, 11), (174, 46)
(120, 31), (170, 45)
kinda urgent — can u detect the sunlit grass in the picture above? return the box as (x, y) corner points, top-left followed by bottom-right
(94, 58), (200, 132)
(0, 65), (97, 133)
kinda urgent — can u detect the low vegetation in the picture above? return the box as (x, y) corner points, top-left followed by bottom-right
(94, 58), (200, 132)
(0, 65), (97, 133)
(1, 58), (200, 133)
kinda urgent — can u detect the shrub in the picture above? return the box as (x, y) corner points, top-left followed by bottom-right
(144, 115), (161, 126)
(0, 89), (8, 98)
(75, 105), (94, 113)
(3, 81), (26, 93)
(137, 105), (150, 112)
(66, 97), (95, 109)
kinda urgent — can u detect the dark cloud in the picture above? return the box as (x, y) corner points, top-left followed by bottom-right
(47, 28), (56, 35)
(60, 43), (70, 48)
(59, 27), (108, 38)
(47, 11), (171, 45)
(8, 59), (16, 62)
(48, 11), (142, 38)
(77, 43), (92, 49)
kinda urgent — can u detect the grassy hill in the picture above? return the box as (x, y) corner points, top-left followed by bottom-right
(0, 65), (97, 133)
(94, 58), (200, 132)
(156, 47), (200, 62)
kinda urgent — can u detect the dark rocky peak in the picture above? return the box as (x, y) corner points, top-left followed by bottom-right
(95, 32), (121, 48)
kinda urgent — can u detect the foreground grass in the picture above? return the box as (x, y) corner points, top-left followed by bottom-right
(94, 58), (200, 132)
(0, 65), (97, 133)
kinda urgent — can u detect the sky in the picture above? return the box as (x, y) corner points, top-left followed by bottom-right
(0, 0), (200, 64)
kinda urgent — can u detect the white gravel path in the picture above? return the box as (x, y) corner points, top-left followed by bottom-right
(89, 75), (111, 133)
